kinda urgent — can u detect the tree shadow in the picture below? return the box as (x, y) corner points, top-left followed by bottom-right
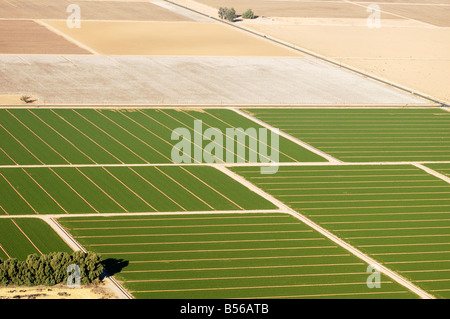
(100, 258), (129, 279)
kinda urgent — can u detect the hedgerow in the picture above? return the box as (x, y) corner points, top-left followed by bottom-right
(0, 251), (103, 286)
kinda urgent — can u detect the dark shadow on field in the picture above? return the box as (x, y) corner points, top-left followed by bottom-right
(100, 258), (129, 279)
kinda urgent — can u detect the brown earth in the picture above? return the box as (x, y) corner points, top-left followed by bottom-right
(169, 0), (449, 104)
(244, 24), (450, 60)
(353, 0), (450, 4)
(0, 0), (192, 21)
(0, 20), (88, 54)
(378, 4), (450, 27)
(336, 58), (450, 103)
(44, 20), (302, 56)
(244, 22), (450, 103)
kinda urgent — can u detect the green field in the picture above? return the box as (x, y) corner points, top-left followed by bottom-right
(58, 213), (416, 299)
(0, 166), (276, 215)
(0, 108), (325, 165)
(0, 218), (71, 260)
(1, 106), (450, 299)
(243, 108), (450, 162)
(232, 164), (450, 298)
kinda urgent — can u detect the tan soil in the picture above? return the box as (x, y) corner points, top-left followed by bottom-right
(0, 20), (88, 54)
(0, 0), (192, 21)
(245, 24), (450, 60)
(0, 95), (40, 105)
(44, 20), (302, 56)
(378, 4), (450, 27)
(354, 0), (449, 3)
(0, 283), (118, 299)
(170, 0), (449, 104)
(194, 0), (401, 19)
(336, 59), (450, 103)
(245, 23), (450, 103)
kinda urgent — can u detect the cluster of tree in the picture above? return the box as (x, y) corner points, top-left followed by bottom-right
(0, 251), (104, 286)
(218, 8), (255, 22)
(241, 9), (255, 20)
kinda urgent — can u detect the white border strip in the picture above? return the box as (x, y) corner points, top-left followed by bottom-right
(231, 108), (342, 163)
(414, 164), (450, 184)
(43, 216), (134, 299)
(34, 20), (100, 55)
(0, 209), (283, 219)
(2, 161), (450, 169)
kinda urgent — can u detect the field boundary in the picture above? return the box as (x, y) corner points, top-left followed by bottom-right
(34, 20), (100, 55)
(232, 108), (342, 164)
(0, 209), (284, 219)
(414, 164), (450, 184)
(0, 104), (438, 109)
(213, 165), (436, 299)
(165, 0), (447, 107)
(2, 161), (450, 169)
(43, 216), (134, 299)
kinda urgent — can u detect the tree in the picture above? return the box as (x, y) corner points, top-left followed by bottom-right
(218, 7), (236, 22)
(242, 9), (255, 19)
(224, 8), (236, 22)
(218, 7), (227, 19)
(0, 251), (104, 287)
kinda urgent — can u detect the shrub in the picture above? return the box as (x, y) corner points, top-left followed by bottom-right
(242, 9), (254, 19)
(20, 95), (34, 103)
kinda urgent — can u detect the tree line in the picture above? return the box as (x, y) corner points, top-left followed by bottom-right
(0, 251), (104, 286)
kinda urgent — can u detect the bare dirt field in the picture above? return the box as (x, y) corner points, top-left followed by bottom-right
(338, 59), (450, 104)
(169, 0), (449, 104)
(245, 24), (450, 60)
(0, 20), (88, 54)
(378, 4), (450, 27)
(0, 55), (427, 105)
(195, 0), (400, 19)
(44, 20), (301, 56)
(245, 23), (450, 103)
(353, 0), (450, 5)
(0, 283), (117, 299)
(0, 0), (192, 21)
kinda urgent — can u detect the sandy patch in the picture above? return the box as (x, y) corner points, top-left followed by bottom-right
(0, 283), (118, 299)
(0, 95), (40, 105)
(240, 17), (430, 28)
(354, 0), (450, 3)
(245, 24), (450, 59)
(244, 23), (450, 103)
(44, 20), (301, 56)
(336, 58), (450, 104)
